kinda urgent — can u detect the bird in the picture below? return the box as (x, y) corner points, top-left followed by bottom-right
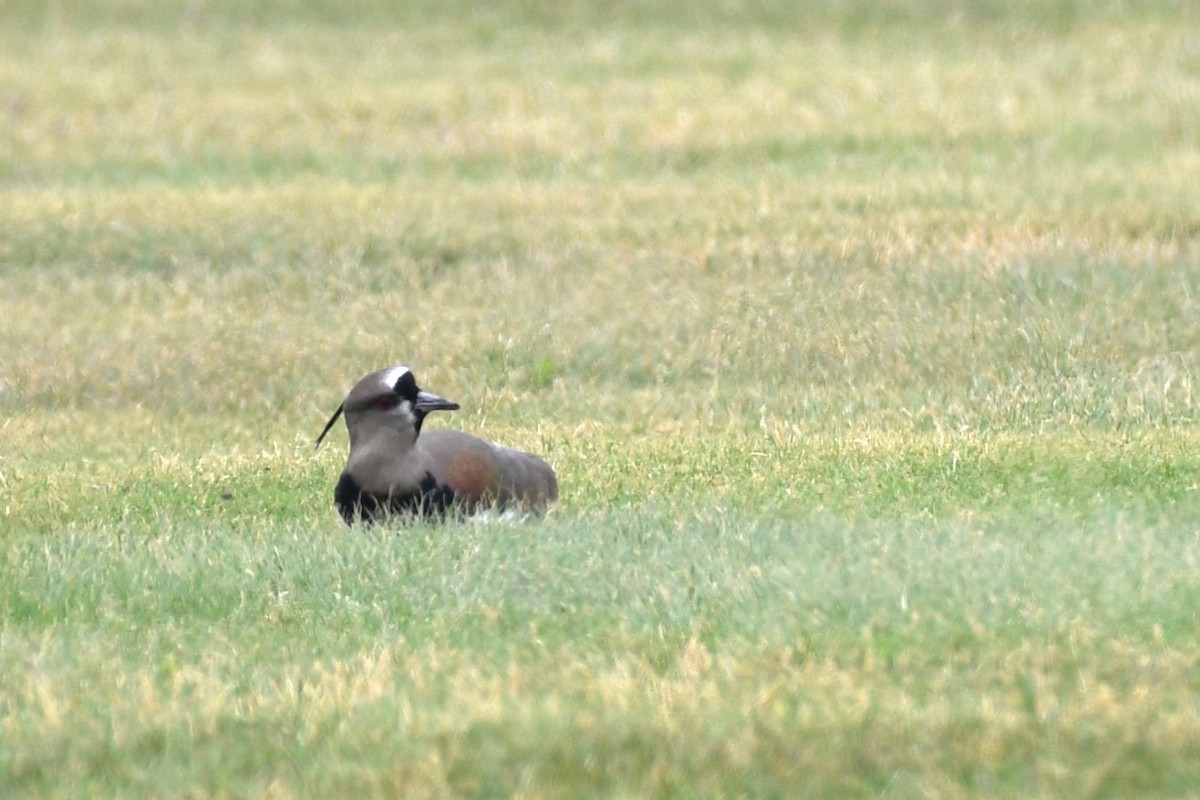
(315, 365), (558, 524)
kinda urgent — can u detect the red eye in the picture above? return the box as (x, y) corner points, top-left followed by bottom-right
(375, 396), (400, 411)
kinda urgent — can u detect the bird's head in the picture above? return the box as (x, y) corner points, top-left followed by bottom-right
(315, 365), (460, 450)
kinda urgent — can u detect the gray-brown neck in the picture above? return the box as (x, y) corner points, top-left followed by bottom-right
(344, 409), (429, 495)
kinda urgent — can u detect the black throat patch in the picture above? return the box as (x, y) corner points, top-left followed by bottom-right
(334, 471), (457, 525)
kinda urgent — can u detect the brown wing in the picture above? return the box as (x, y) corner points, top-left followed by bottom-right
(419, 429), (557, 511)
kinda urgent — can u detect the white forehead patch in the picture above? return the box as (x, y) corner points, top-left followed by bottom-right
(379, 365), (411, 393)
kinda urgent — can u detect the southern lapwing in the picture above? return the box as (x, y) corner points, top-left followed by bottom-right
(315, 365), (558, 524)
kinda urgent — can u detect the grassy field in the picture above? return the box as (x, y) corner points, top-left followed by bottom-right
(3, 0), (1200, 796)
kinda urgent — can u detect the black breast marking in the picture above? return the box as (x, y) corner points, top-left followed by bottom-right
(334, 471), (457, 525)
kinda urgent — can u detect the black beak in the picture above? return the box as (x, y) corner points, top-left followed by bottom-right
(414, 390), (460, 414)
(314, 402), (344, 450)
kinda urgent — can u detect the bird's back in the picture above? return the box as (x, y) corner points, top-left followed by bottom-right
(419, 428), (558, 512)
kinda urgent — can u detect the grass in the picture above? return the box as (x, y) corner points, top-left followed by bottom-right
(7, 506), (1200, 796)
(3, 0), (1200, 796)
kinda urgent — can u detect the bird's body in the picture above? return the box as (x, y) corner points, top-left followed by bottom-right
(317, 366), (557, 524)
